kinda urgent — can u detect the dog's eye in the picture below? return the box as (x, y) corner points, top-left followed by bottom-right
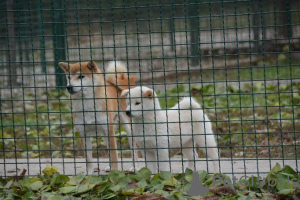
(135, 102), (140, 105)
(78, 75), (85, 79)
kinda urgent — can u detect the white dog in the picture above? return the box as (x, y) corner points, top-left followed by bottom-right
(121, 86), (220, 173)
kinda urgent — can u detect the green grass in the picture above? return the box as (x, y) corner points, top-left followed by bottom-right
(199, 64), (300, 83)
(0, 89), (132, 159)
(0, 56), (299, 160)
(1, 81), (299, 160)
(0, 90), (77, 159)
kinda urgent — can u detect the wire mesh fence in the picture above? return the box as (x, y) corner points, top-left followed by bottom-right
(0, 0), (299, 178)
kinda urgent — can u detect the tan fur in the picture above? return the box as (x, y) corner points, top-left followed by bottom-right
(143, 89), (153, 98)
(59, 61), (138, 172)
(59, 61), (101, 76)
(105, 61), (136, 90)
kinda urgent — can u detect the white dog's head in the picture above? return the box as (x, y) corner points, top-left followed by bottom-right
(121, 86), (157, 119)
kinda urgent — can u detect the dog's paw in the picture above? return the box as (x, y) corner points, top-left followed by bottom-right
(92, 167), (100, 173)
(86, 170), (95, 175)
(129, 166), (135, 172)
(104, 166), (111, 172)
(86, 164), (96, 175)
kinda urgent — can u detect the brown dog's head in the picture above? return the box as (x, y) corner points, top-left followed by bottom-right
(59, 61), (103, 94)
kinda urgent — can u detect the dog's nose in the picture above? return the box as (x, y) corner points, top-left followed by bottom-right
(126, 110), (131, 117)
(66, 85), (72, 93)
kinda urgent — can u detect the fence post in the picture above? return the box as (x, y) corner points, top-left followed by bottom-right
(169, 13), (174, 51)
(52, 0), (66, 88)
(188, 1), (200, 66)
(278, 0), (293, 39)
(37, 0), (46, 74)
(252, 0), (261, 53)
(6, 0), (18, 86)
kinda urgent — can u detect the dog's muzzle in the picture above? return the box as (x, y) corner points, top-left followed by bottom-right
(66, 85), (77, 94)
(66, 85), (72, 92)
(126, 110), (131, 117)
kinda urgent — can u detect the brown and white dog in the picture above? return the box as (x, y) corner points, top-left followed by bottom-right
(59, 61), (138, 174)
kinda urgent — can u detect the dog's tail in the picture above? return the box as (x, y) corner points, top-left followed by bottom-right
(106, 61), (136, 90)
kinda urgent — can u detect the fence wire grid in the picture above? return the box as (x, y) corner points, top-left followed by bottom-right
(0, 0), (299, 178)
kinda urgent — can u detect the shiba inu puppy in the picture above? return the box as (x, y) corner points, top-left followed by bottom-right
(59, 61), (138, 174)
(121, 86), (220, 173)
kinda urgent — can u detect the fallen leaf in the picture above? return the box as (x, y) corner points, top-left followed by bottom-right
(29, 181), (43, 191)
(210, 186), (237, 196)
(131, 193), (168, 200)
(42, 165), (58, 176)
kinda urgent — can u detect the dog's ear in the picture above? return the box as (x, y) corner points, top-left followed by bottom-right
(143, 89), (153, 99)
(115, 75), (128, 90)
(116, 74), (136, 90)
(120, 89), (129, 98)
(129, 75), (136, 87)
(119, 73), (125, 80)
(59, 62), (69, 72)
(87, 61), (98, 72)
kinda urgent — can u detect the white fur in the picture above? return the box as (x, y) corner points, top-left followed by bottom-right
(106, 61), (127, 73)
(122, 86), (220, 173)
(72, 91), (109, 174)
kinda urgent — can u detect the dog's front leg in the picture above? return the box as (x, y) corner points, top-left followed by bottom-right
(80, 132), (94, 175)
(77, 124), (94, 174)
(93, 123), (114, 172)
(157, 148), (170, 172)
(182, 140), (199, 171)
(108, 123), (118, 171)
(145, 151), (157, 174)
(85, 136), (94, 174)
(119, 112), (140, 172)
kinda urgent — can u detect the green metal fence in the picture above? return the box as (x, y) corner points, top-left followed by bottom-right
(0, 0), (299, 177)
